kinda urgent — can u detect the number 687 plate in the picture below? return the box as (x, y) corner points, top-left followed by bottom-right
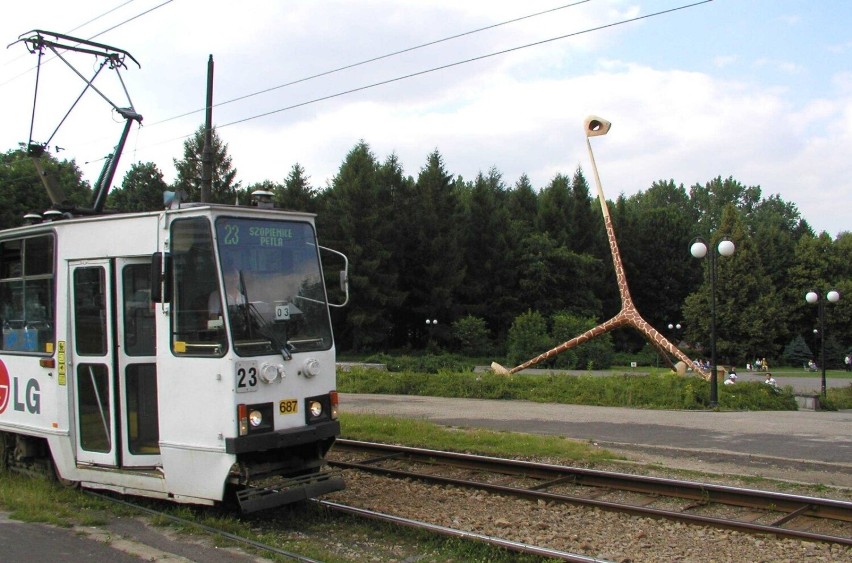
(279, 399), (298, 414)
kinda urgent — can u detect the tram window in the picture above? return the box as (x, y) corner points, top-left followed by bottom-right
(126, 363), (159, 455)
(74, 267), (107, 356)
(123, 264), (155, 356)
(0, 240), (22, 278)
(0, 235), (55, 354)
(77, 363), (112, 453)
(169, 217), (226, 356)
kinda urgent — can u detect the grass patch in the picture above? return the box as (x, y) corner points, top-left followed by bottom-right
(0, 473), (114, 527)
(825, 384), (852, 410)
(338, 368), (799, 411)
(338, 412), (620, 463)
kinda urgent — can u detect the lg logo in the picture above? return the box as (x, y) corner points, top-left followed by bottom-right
(0, 360), (41, 415)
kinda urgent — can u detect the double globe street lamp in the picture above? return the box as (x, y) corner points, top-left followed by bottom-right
(690, 237), (735, 407)
(805, 289), (841, 398)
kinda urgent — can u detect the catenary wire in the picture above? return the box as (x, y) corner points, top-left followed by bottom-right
(215, 1), (714, 131)
(0, 0), (172, 87)
(147, 0), (594, 126)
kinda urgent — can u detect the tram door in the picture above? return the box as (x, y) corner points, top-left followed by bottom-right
(70, 259), (160, 467)
(116, 257), (160, 467)
(70, 261), (117, 466)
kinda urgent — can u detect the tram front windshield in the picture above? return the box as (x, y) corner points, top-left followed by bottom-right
(214, 217), (332, 357)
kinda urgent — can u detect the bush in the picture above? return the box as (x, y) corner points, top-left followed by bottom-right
(337, 368), (799, 411)
(506, 310), (550, 366)
(451, 315), (492, 356)
(363, 352), (474, 373)
(550, 312), (614, 370)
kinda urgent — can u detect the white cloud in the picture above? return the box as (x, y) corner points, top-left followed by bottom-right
(1, 0), (849, 236)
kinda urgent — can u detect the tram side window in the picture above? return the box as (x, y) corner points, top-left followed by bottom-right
(170, 217), (226, 356)
(73, 267), (107, 356)
(0, 235), (55, 354)
(123, 264), (155, 356)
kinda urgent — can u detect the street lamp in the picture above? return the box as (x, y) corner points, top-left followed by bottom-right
(805, 289), (841, 398)
(690, 237), (735, 407)
(425, 318), (438, 345)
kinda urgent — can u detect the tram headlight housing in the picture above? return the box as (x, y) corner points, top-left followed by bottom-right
(238, 402), (274, 436)
(305, 393), (335, 424)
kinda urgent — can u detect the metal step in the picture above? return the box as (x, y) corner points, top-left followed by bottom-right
(236, 471), (345, 513)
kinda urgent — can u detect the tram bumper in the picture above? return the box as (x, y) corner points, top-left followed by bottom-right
(224, 419), (340, 454)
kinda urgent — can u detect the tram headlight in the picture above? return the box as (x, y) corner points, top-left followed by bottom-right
(249, 410), (263, 427)
(260, 363), (284, 384)
(308, 401), (323, 418)
(301, 358), (321, 378)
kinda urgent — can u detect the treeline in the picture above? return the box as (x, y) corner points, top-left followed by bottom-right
(1, 126), (850, 367)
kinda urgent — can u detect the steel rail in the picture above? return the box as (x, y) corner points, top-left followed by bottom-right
(332, 439), (852, 545)
(315, 499), (601, 562)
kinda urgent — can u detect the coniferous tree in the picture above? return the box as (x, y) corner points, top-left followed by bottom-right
(318, 142), (404, 351)
(172, 125), (241, 204)
(683, 204), (784, 364)
(459, 168), (515, 341)
(536, 173), (573, 245)
(396, 150), (464, 346)
(278, 163), (316, 212)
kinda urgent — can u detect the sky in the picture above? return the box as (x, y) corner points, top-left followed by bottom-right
(0, 0), (850, 237)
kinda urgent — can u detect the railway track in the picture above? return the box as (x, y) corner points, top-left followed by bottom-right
(329, 439), (852, 546)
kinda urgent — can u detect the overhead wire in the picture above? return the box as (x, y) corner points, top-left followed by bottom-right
(147, 0), (593, 126)
(214, 0), (715, 131)
(0, 0), (172, 87)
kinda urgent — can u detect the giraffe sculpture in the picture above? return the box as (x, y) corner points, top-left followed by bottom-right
(492, 116), (710, 380)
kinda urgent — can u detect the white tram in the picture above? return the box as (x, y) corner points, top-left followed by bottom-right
(0, 202), (349, 512)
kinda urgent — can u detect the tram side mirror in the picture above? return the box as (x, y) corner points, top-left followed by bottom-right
(319, 245), (349, 308)
(150, 252), (172, 303)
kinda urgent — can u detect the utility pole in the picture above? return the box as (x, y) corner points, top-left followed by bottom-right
(200, 54), (214, 203)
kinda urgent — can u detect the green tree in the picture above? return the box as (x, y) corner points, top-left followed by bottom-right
(683, 205), (784, 364)
(0, 149), (91, 228)
(318, 142), (404, 352)
(395, 150), (464, 347)
(781, 335), (813, 368)
(621, 180), (698, 333)
(515, 232), (601, 319)
(107, 162), (168, 212)
(689, 176), (761, 234)
(172, 126), (241, 204)
(277, 163), (317, 212)
(536, 173), (573, 245)
(458, 168), (516, 341)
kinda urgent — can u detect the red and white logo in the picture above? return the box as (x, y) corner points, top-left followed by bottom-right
(0, 360), (9, 414)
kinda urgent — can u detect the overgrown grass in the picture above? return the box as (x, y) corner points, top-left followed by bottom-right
(825, 384), (852, 410)
(338, 368), (800, 410)
(0, 473), (114, 527)
(338, 412), (620, 463)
